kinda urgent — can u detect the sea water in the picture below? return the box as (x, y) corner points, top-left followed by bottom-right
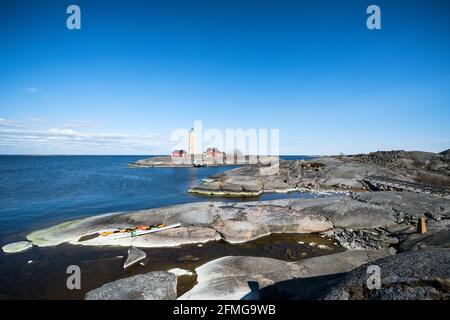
(0, 155), (315, 244)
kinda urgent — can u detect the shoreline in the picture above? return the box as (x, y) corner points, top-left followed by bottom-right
(187, 186), (347, 198)
(25, 197), (337, 248)
(127, 155), (282, 168)
(0, 233), (342, 299)
(3, 150), (449, 300)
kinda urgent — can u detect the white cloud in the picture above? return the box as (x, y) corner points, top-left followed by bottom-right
(0, 119), (172, 154)
(0, 118), (24, 128)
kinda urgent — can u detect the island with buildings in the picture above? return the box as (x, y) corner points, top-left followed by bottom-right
(129, 127), (275, 168)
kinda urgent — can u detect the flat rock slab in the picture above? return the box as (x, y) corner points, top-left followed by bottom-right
(324, 248), (450, 300)
(350, 192), (450, 222)
(85, 271), (177, 300)
(398, 228), (450, 252)
(27, 204), (221, 247)
(26, 192), (449, 248)
(123, 246), (146, 269)
(178, 249), (394, 300)
(2, 241), (33, 253)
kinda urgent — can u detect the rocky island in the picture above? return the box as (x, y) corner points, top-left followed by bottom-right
(128, 155), (277, 168)
(12, 150), (450, 300)
(188, 150), (450, 197)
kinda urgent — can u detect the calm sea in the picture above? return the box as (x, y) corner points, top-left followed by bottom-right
(0, 155), (314, 245)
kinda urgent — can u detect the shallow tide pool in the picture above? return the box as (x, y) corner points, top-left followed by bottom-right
(0, 233), (343, 299)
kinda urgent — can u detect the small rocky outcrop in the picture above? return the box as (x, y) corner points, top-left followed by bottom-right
(85, 271), (177, 300)
(2, 241), (33, 253)
(323, 248), (450, 300)
(129, 155), (277, 168)
(129, 156), (192, 168)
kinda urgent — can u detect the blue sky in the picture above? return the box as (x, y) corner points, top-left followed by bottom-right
(0, 0), (449, 155)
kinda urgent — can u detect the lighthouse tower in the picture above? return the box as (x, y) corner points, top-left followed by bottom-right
(188, 128), (196, 157)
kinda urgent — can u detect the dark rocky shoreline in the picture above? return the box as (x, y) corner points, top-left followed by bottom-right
(6, 150), (450, 300)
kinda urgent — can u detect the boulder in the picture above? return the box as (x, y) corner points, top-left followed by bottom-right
(398, 228), (450, 252)
(85, 271), (177, 300)
(178, 256), (297, 300)
(179, 249), (393, 300)
(123, 246), (146, 269)
(324, 248), (450, 300)
(212, 201), (333, 243)
(2, 241), (33, 253)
